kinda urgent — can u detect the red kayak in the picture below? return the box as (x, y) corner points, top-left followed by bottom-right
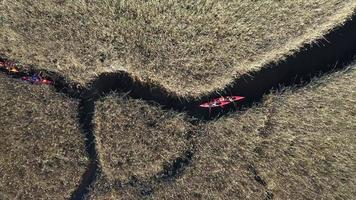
(199, 96), (245, 108)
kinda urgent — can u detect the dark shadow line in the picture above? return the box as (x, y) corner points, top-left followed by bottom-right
(154, 150), (194, 183)
(247, 163), (274, 200)
(69, 89), (101, 200)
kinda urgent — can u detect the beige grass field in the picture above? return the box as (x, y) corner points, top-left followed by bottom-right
(1, 1), (355, 97)
(0, 74), (89, 199)
(1, 1), (356, 199)
(89, 65), (356, 199)
(153, 66), (356, 199)
(93, 94), (198, 183)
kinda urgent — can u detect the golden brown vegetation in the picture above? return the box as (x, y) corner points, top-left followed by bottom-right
(0, 74), (89, 199)
(1, 1), (355, 96)
(154, 106), (271, 199)
(1, 2), (355, 199)
(90, 66), (356, 199)
(153, 67), (356, 199)
(93, 94), (197, 183)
